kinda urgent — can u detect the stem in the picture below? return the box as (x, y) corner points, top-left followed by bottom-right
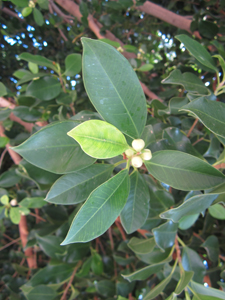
(177, 236), (186, 247)
(187, 118), (198, 137)
(113, 160), (126, 168)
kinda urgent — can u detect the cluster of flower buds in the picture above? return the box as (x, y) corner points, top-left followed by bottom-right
(125, 139), (152, 168)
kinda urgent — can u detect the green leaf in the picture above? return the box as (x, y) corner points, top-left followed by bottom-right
(36, 235), (65, 259)
(137, 247), (173, 265)
(214, 55), (225, 83)
(136, 64), (154, 72)
(143, 262), (177, 300)
(100, 38), (120, 48)
(19, 53), (58, 72)
(0, 169), (21, 188)
(20, 197), (46, 209)
(145, 150), (225, 191)
(161, 194), (218, 222)
(201, 235), (219, 262)
(175, 35), (217, 72)
(95, 280), (116, 298)
(199, 20), (219, 39)
(189, 281), (225, 299)
(91, 250), (104, 275)
(67, 120), (129, 159)
(16, 72), (47, 86)
(122, 263), (164, 282)
(127, 237), (156, 254)
(82, 38), (147, 139)
(25, 285), (57, 300)
(0, 136), (9, 148)
(0, 82), (7, 96)
(153, 221), (178, 251)
(1, 195), (9, 205)
(209, 203), (225, 220)
(22, 7), (32, 17)
(61, 169), (130, 244)
(178, 214), (199, 230)
(28, 62), (38, 74)
(10, 207), (21, 224)
(141, 125), (155, 147)
(33, 8), (44, 26)
(26, 76), (61, 101)
(181, 97), (225, 139)
(162, 70), (209, 95)
(120, 171), (150, 234)
(13, 121), (96, 174)
(174, 270), (194, 295)
(13, 106), (42, 122)
(45, 164), (113, 204)
(182, 247), (205, 283)
(65, 54), (82, 76)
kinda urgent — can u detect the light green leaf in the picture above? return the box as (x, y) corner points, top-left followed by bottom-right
(10, 207), (21, 224)
(16, 72), (47, 86)
(162, 69), (209, 95)
(137, 64), (154, 72)
(175, 35), (217, 72)
(161, 194), (218, 222)
(174, 270), (194, 295)
(201, 235), (219, 262)
(45, 164), (113, 204)
(13, 121), (96, 174)
(181, 97), (225, 139)
(182, 247), (205, 283)
(20, 197), (46, 209)
(153, 221), (178, 251)
(26, 76), (61, 101)
(19, 53), (58, 72)
(0, 136), (9, 148)
(209, 203), (225, 220)
(65, 54), (82, 76)
(28, 62), (38, 74)
(61, 169), (130, 244)
(122, 262), (164, 282)
(0, 82), (7, 97)
(82, 38), (147, 139)
(189, 281), (225, 299)
(145, 150), (225, 191)
(120, 171), (150, 233)
(128, 237), (156, 254)
(67, 120), (129, 159)
(22, 7), (32, 17)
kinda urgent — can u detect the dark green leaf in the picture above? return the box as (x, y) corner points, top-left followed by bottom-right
(45, 164), (113, 204)
(128, 237), (156, 254)
(95, 280), (116, 298)
(20, 197), (46, 209)
(25, 285), (57, 300)
(201, 235), (219, 262)
(189, 281), (225, 299)
(33, 8), (44, 26)
(13, 121), (96, 174)
(153, 221), (178, 251)
(0, 169), (21, 188)
(91, 250), (103, 275)
(65, 54), (82, 76)
(61, 169), (130, 244)
(36, 235), (65, 259)
(121, 171), (150, 234)
(199, 20), (219, 39)
(174, 270), (194, 295)
(82, 38), (147, 139)
(209, 203), (225, 220)
(13, 106), (42, 122)
(145, 150), (225, 191)
(182, 247), (205, 283)
(19, 53), (58, 71)
(122, 263), (164, 282)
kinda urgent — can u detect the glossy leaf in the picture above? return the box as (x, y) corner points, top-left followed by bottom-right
(122, 262), (164, 282)
(26, 76), (61, 101)
(174, 270), (194, 295)
(178, 214), (199, 230)
(61, 169), (130, 244)
(161, 194), (218, 222)
(162, 69), (208, 95)
(175, 35), (217, 72)
(182, 247), (205, 283)
(82, 38), (147, 139)
(201, 235), (219, 262)
(65, 54), (82, 76)
(19, 53), (58, 71)
(145, 150), (225, 191)
(128, 237), (156, 254)
(13, 121), (96, 174)
(209, 203), (225, 220)
(121, 171), (150, 233)
(181, 97), (225, 139)
(67, 120), (129, 159)
(189, 281), (225, 299)
(153, 221), (178, 251)
(13, 106), (42, 122)
(137, 247), (173, 265)
(45, 164), (113, 204)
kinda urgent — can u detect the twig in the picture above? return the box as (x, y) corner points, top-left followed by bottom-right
(58, 28), (68, 42)
(60, 260), (82, 300)
(192, 137), (204, 146)
(214, 163), (225, 169)
(108, 227), (114, 250)
(0, 237), (21, 252)
(115, 218), (127, 241)
(175, 235), (181, 263)
(0, 148), (8, 169)
(1, 7), (24, 21)
(29, 212), (46, 222)
(187, 118), (199, 137)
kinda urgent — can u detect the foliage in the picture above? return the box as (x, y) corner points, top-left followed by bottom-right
(1, 0), (225, 300)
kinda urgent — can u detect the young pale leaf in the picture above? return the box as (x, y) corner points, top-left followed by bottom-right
(122, 263), (164, 282)
(82, 38), (147, 139)
(181, 97), (225, 139)
(182, 247), (205, 283)
(45, 164), (113, 205)
(145, 150), (225, 191)
(161, 194), (218, 222)
(13, 121), (96, 174)
(120, 171), (150, 234)
(61, 169), (130, 244)
(175, 35), (217, 72)
(174, 271), (194, 295)
(128, 237), (156, 255)
(153, 221), (178, 251)
(67, 120), (129, 159)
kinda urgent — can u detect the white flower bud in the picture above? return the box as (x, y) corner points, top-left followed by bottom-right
(141, 149), (152, 161)
(131, 156), (143, 168)
(10, 199), (17, 206)
(132, 139), (145, 152)
(125, 149), (135, 158)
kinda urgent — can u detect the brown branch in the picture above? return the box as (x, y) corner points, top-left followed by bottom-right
(214, 163), (225, 170)
(1, 7), (24, 21)
(0, 237), (21, 252)
(187, 118), (198, 137)
(140, 81), (163, 101)
(58, 28), (68, 42)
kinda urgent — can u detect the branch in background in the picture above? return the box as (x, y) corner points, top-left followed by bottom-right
(140, 81), (163, 102)
(1, 7), (24, 21)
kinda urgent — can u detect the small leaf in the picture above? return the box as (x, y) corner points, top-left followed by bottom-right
(137, 64), (154, 72)
(201, 235), (219, 262)
(0, 136), (9, 148)
(145, 150), (225, 191)
(120, 171), (150, 234)
(174, 270), (194, 295)
(182, 247), (205, 283)
(61, 169), (130, 244)
(122, 263), (164, 282)
(19, 53), (58, 71)
(181, 97), (225, 139)
(175, 35), (217, 72)
(33, 8), (44, 26)
(22, 7), (32, 17)
(209, 203), (225, 220)
(28, 62), (38, 74)
(67, 120), (129, 159)
(10, 207), (21, 224)
(91, 250), (103, 275)
(65, 54), (82, 76)
(128, 237), (156, 255)
(0, 82), (7, 96)
(36, 235), (65, 259)
(153, 221), (178, 251)
(20, 197), (46, 209)
(1, 195), (9, 205)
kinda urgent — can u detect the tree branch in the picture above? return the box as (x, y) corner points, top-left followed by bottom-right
(1, 7), (24, 21)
